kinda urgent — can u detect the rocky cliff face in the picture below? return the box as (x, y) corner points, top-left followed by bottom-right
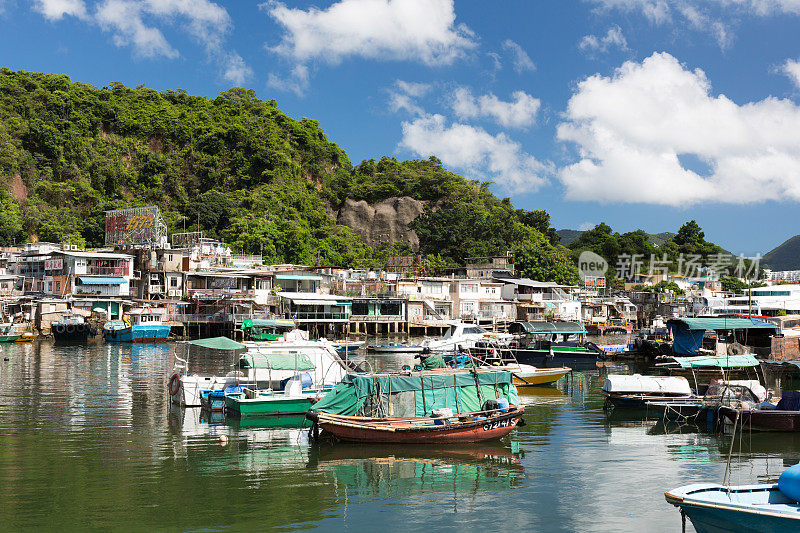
(330, 196), (426, 250)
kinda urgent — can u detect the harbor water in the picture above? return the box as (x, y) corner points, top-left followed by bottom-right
(1, 340), (796, 532)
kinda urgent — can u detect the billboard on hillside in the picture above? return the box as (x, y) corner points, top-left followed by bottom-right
(105, 206), (166, 248)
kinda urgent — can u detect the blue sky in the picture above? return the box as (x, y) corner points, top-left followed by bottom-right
(3, 1), (800, 256)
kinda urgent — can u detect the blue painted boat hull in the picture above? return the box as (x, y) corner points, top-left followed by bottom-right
(666, 483), (800, 533)
(104, 324), (171, 343)
(676, 502), (797, 533)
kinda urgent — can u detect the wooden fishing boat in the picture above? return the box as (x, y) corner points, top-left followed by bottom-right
(718, 390), (800, 431)
(308, 368), (524, 444)
(0, 333), (21, 343)
(308, 407), (525, 444)
(718, 406), (800, 431)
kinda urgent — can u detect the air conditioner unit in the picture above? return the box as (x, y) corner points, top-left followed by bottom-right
(168, 290), (180, 298)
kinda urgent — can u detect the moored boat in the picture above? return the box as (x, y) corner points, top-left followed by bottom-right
(718, 390), (800, 431)
(52, 314), (96, 342)
(308, 407), (524, 444)
(329, 340), (365, 356)
(308, 368), (524, 444)
(103, 308), (171, 343)
(602, 374), (693, 409)
(224, 352), (331, 418)
(665, 463), (800, 532)
(240, 318), (296, 341)
(367, 343), (425, 354)
(505, 321), (606, 369)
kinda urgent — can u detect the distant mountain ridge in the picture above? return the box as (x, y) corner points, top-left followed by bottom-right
(557, 229), (676, 247)
(763, 235), (800, 270)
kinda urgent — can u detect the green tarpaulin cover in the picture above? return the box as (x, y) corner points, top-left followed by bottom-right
(188, 337), (246, 350)
(670, 354), (760, 369)
(241, 319), (295, 329)
(238, 352), (315, 371)
(421, 354), (446, 370)
(312, 371), (518, 417)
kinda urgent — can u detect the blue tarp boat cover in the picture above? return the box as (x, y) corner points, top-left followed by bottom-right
(667, 317), (777, 355)
(778, 391), (800, 411)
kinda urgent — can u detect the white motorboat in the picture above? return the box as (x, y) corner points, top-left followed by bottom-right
(421, 322), (513, 352)
(169, 335), (349, 407)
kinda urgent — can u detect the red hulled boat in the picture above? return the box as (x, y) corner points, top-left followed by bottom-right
(308, 406), (525, 444)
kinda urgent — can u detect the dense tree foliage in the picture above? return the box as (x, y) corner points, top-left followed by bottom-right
(568, 220), (733, 281)
(0, 69), (578, 281)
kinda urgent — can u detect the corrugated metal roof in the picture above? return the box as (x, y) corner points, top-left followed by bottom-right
(667, 317), (778, 331)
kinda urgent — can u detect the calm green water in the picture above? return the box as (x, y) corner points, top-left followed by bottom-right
(1, 341), (798, 532)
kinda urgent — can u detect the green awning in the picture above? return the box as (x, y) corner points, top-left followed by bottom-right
(669, 354), (760, 369)
(188, 337), (246, 350)
(667, 318), (778, 331)
(515, 321), (587, 334)
(238, 353), (315, 371)
(241, 318), (295, 329)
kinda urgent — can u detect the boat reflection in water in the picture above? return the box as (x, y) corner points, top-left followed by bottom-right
(307, 443), (524, 500)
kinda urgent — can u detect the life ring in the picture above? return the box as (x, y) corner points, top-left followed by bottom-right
(65, 324), (75, 334)
(54, 324), (65, 334)
(168, 373), (181, 396)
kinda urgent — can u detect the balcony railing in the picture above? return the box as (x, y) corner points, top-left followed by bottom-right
(349, 314), (404, 322)
(287, 312), (349, 321)
(84, 266), (128, 276)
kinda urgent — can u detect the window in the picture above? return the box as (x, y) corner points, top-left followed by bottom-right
(55, 281), (60, 292)
(462, 283), (478, 293)
(168, 255), (173, 262)
(423, 282), (442, 295)
(170, 277), (178, 287)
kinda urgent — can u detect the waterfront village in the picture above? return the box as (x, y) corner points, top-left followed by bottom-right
(3, 227), (800, 358)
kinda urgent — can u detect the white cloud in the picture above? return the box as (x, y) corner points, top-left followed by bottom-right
(578, 221), (596, 231)
(35, 0), (88, 20)
(96, 0), (178, 58)
(33, 0), (251, 84)
(557, 52), (800, 205)
(400, 114), (551, 192)
(96, 0), (232, 58)
(451, 87), (541, 129)
(223, 52), (254, 86)
(387, 80), (431, 115)
(501, 39), (535, 73)
(267, 64), (310, 97)
(783, 59), (800, 89)
(589, 0), (671, 23)
(677, 4), (732, 49)
(263, 0), (476, 66)
(579, 25), (628, 54)
(588, 0), (800, 49)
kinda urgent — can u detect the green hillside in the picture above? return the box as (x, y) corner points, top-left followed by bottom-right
(0, 69), (578, 283)
(557, 229), (675, 247)
(763, 235), (800, 271)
